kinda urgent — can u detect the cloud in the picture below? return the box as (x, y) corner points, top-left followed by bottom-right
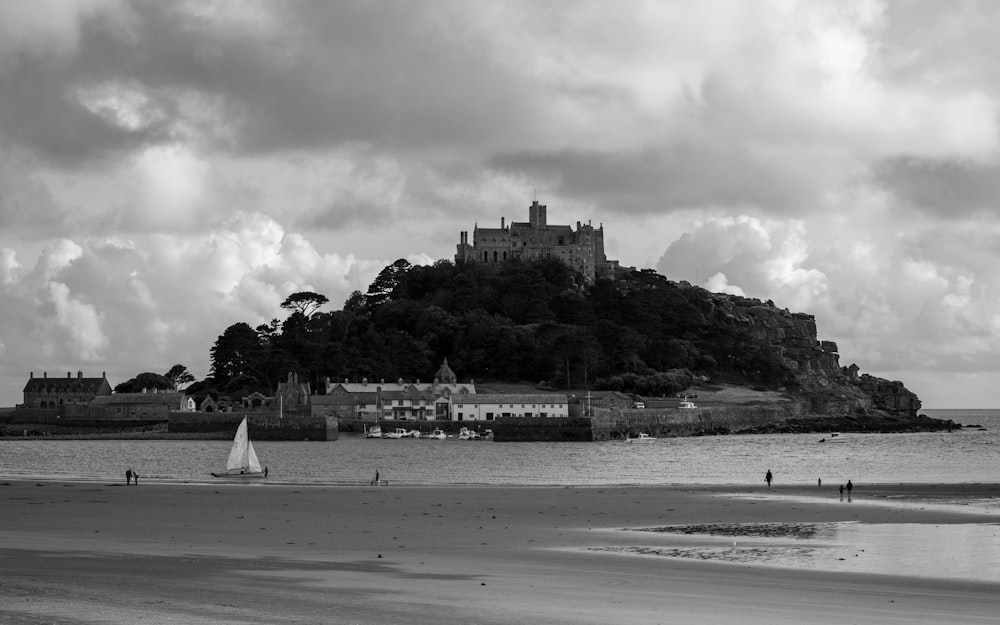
(3, 1), (1000, 408)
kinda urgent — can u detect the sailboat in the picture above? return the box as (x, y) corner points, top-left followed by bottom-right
(212, 416), (267, 478)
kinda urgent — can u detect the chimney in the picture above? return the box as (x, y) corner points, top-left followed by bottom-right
(77, 371), (82, 379)
(501, 216), (505, 229)
(67, 371), (71, 378)
(43, 372), (47, 378)
(30, 371), (33, 379)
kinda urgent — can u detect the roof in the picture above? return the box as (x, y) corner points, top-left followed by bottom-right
(93, 391), (185, 406)
(312, 393), (378, 406)
(452, 393), (568, 405)
(24, 374), (109, 393)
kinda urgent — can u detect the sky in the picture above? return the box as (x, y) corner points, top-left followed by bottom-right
(1, 0), (998, 409)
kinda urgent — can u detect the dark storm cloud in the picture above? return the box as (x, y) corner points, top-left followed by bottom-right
(874, 156), (1000, 215)
(489, 146), (811, 214)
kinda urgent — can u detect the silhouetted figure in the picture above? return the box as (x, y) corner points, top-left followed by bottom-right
(818, 477), (822, 488)
(132, 469), (138, 485)
(374, 469), (380, 486)
(765, 469), (773, 488)
(264, 466), (268, 477)
(846, 480), (853, 502)
(126, 468), (133, 485)
(839, 484), (845, 501)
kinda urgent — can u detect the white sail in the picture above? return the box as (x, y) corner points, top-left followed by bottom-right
(245, 438), (262, 473)
(225, 417), (262, 472)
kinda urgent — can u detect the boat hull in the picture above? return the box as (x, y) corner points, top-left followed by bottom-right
(211, 471), (267, 479)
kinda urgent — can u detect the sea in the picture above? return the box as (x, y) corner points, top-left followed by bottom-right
(0, 409), (995, 487)
(2, 409), (998, 584)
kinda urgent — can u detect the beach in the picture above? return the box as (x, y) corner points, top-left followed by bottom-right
(2, 481), (998, 624)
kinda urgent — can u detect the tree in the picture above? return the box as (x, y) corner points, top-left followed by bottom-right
(210, 322), (263, 384)
(280, 291), (329, 318)
(365, 259), (412, 309)
(114, 372), (175, 393)
(163, 364), (195, 390)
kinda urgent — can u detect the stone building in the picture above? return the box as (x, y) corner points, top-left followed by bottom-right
(312, 359), (477, 422)
(455, 200), (619, 283)
(21, 371), (113, 409)
(89, 389), (188, 421)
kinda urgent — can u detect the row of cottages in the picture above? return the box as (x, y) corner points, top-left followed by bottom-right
(311, 359), (478, 421)
(451, 393), (569, 421)
(310, 359), (569, 422)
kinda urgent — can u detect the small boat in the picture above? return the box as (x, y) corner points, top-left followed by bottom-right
(364, 425), (383, 439)
(625, 432), (657, 444)
(422, 429), (446, 440)
(819, 432), (846, 443)
(678, 395), (697, 409)
(212, 417), (267, 478)
(458, 427), (481, 440)
(383, 428), (408, 439)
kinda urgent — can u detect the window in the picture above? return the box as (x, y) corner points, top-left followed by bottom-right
(486, 413), (494, 420)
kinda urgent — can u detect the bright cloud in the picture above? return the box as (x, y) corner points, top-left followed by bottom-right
(1, 1), (1000, 407)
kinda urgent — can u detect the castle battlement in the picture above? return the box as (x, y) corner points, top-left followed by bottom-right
(455, 201), (618, 283)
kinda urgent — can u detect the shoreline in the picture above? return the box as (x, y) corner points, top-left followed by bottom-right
(3, 480), (998, 624)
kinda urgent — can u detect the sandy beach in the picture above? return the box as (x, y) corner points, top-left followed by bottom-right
(2, 480), (998, 624)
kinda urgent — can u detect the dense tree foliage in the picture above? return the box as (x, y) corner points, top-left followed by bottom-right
(114, 372), (175, 393)
(193, 257), (800, 401)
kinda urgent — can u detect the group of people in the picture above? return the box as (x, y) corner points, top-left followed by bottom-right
(839, 480), (854, 501)
(125, 468), (139, 485)
(764, 470), (854, 501)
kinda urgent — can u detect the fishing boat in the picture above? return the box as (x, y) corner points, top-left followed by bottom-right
(678, 395), (697, 409)
(458, 427), (481, 440)
(625, 432), (657, 444)
(212, 417), (267, 478)
(422, 429), (447, 440)
(364, 425), (383, 438)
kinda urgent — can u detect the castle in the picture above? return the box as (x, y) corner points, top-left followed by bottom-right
(455, 201), (619, 283)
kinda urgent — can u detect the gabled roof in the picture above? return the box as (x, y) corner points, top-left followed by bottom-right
(24, 374), (109, 393)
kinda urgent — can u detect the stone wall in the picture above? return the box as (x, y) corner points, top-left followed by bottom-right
(590, 404), (805, 440)
(492, 417), (593, 442)
(168, 411), (338, 441)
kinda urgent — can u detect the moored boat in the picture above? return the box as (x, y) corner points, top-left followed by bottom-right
(625, 432), (656, 444)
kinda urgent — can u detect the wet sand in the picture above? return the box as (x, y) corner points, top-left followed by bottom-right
(1, 480), (998, 624)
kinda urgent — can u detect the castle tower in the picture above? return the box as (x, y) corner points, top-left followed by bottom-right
(529, 200), (547, 229)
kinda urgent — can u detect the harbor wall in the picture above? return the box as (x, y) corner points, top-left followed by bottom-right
(168, 412), (339, 441)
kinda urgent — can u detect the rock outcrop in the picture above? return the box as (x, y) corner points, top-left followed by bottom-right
(683, 287), (921, 418)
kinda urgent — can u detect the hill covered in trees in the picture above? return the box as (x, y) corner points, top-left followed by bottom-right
(188, 257), (920, 418)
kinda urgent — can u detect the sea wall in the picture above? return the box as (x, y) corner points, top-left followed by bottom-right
(492, 417), (593, 442)
(168, 411), (339, 441)
(590, 404), (805, 441)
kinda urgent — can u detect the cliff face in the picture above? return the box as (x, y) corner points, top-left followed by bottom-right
(693, 290), (921, 418)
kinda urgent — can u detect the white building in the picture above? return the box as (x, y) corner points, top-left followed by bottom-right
(450, 393), (569, 422)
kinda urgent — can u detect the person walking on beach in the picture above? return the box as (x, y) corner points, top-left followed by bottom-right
(839, 484), (845, 501)
(765, 469), (773, 488)
(126, 468), (132, 485)
(846, 479), (853, 502)
(132, 469), (138, 485)
(374, 469), (380, 486)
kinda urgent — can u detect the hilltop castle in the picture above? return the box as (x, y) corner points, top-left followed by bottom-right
(455, 201), (619, 283)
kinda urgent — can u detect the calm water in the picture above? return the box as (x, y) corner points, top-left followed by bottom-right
(0, 409), (996, 487)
